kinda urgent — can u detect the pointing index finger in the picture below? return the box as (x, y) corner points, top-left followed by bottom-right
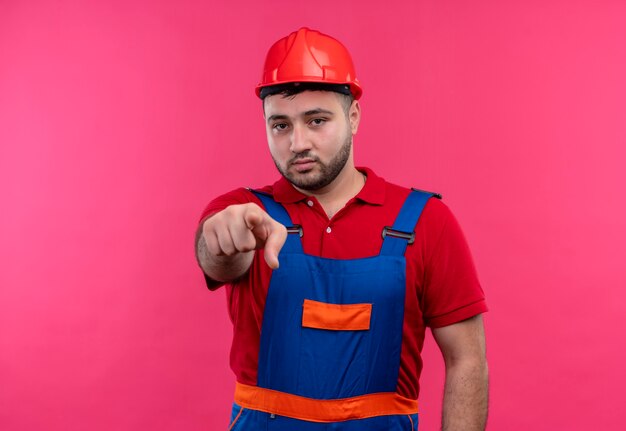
(243, 204), (287, 269)
(263, 219), (287, 269)
(243, 205), (264, 231)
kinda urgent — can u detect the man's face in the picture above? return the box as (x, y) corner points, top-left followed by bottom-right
(264, 91), (360, 191)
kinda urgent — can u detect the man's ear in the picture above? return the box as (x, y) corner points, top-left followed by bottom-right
(349, 100), (361, 135)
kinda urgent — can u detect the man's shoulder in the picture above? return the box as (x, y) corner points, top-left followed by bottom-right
(380, 177), (440, 200)
(210, 180), (280, 202)
(198, 185), (274, 223)
(374, 172), (445, 206)
(361, 167), (438, 198)
(373, 174), (452, 229)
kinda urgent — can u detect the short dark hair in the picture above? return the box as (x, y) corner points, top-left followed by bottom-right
(261, 82), (355, 115)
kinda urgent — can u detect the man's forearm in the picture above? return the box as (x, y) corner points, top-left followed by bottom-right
(441, 358), (489, 431)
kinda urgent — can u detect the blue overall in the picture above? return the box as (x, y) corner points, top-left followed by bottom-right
(228, 190), (435, 431)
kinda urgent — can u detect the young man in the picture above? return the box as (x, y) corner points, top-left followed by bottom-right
(195, 27), (488, 431)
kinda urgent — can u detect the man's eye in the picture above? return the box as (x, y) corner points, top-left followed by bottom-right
(273, 123), (288, 131)
(310, 118), (326, 126)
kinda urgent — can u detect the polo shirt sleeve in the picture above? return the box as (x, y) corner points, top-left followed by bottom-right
(420, 199), (487, 328)
(197, 187), (261, 290)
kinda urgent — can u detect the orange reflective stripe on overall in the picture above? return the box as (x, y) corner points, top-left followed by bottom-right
(234, 382), (418, 423)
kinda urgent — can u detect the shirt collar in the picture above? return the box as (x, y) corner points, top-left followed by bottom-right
(271, 166), (386, 205)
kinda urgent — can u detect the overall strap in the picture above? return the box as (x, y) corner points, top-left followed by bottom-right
(249, 189), (304, 254)
(379, 189), (441, 256)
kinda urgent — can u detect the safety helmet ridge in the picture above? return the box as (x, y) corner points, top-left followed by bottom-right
(256, 27), (363, 100)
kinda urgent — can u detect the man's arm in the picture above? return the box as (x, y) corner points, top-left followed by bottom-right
(194, 203), (287, 282)
(432, 314), (489, 431)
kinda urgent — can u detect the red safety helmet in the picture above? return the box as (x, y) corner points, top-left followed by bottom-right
(256, 27), (362, 100)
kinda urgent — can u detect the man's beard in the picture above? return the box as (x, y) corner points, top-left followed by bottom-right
(273, 135), (352, 191)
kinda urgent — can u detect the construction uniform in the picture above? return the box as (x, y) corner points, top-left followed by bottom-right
(200, 168), (487, 430)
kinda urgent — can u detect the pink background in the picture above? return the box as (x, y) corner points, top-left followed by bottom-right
(1, 0), (625, 429)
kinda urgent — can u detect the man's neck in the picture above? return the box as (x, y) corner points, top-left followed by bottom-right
(295, 166), (366, 219)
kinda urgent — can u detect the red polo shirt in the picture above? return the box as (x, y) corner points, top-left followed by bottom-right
(199, 167), (487, 399)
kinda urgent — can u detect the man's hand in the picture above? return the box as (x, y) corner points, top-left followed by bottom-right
(196, 203), (288, 282)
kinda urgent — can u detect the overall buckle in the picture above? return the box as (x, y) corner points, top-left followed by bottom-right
(286, 225), (303, 237)
(382, 226), (415, 244)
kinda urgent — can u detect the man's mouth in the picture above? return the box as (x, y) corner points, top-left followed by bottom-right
(291, 158), (317, 172)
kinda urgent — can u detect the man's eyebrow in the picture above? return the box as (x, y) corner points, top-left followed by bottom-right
(267, 114), (289, 123)
(303, 108), (334, 117)
(267, 109), (335, 123)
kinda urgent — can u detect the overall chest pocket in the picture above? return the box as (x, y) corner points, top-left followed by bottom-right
(302, 299), (372, 331)
(297, 299), (373, 399)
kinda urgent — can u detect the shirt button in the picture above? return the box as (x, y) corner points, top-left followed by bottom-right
(326, 227), (332, 234)
(307, 200), (314, 207)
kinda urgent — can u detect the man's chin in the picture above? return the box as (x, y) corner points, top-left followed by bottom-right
(286, 173), (327, 191)
(287, 167), (318, 181)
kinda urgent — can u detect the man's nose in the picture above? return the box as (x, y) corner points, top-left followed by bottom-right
(289, 124), (312, 153)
